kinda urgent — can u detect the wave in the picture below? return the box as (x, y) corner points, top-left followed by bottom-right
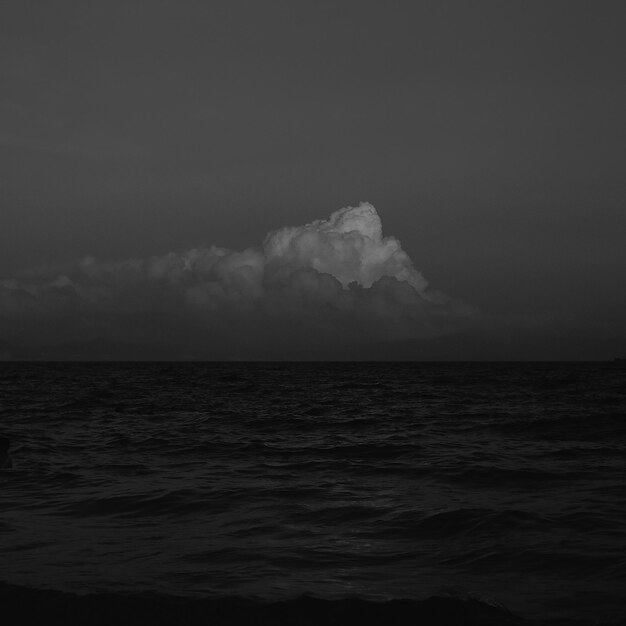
(388, 507), (550, 539)
(1, 581), (622, 626)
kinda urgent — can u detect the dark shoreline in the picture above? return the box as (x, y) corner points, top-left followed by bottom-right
(1, 582), (623, 626)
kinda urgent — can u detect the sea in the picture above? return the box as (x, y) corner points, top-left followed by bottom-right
(1, 362), (625, 623)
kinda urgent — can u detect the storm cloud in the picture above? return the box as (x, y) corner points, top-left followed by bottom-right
(0, 203), (476, 358)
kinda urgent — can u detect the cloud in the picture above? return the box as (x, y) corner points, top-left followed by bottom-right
(0, 203), (478, 358)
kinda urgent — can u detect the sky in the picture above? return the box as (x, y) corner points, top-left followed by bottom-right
(1, 0), (625, 359)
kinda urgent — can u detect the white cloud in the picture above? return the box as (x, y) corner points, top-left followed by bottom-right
(0, 203), (477, 356)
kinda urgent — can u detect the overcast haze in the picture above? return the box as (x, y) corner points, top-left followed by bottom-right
(1, 0), (625, 359)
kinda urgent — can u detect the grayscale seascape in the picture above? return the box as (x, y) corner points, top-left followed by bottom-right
(2, 3), (626, 624)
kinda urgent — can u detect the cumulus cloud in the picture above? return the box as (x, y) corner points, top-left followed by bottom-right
(0, 203), (477, 358)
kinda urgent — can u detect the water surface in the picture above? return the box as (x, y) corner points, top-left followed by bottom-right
(1, 362), (625, 621)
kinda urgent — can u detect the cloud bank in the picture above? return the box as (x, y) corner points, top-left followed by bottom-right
(0, 203), (477, 358)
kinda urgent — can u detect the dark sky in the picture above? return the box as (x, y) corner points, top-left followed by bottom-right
(1, 1), (625, 358)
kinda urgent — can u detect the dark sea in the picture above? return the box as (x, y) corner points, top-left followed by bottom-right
(1, 362), (625, 624)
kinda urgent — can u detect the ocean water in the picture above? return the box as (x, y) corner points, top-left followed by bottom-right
(0, 362), (625, 622)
